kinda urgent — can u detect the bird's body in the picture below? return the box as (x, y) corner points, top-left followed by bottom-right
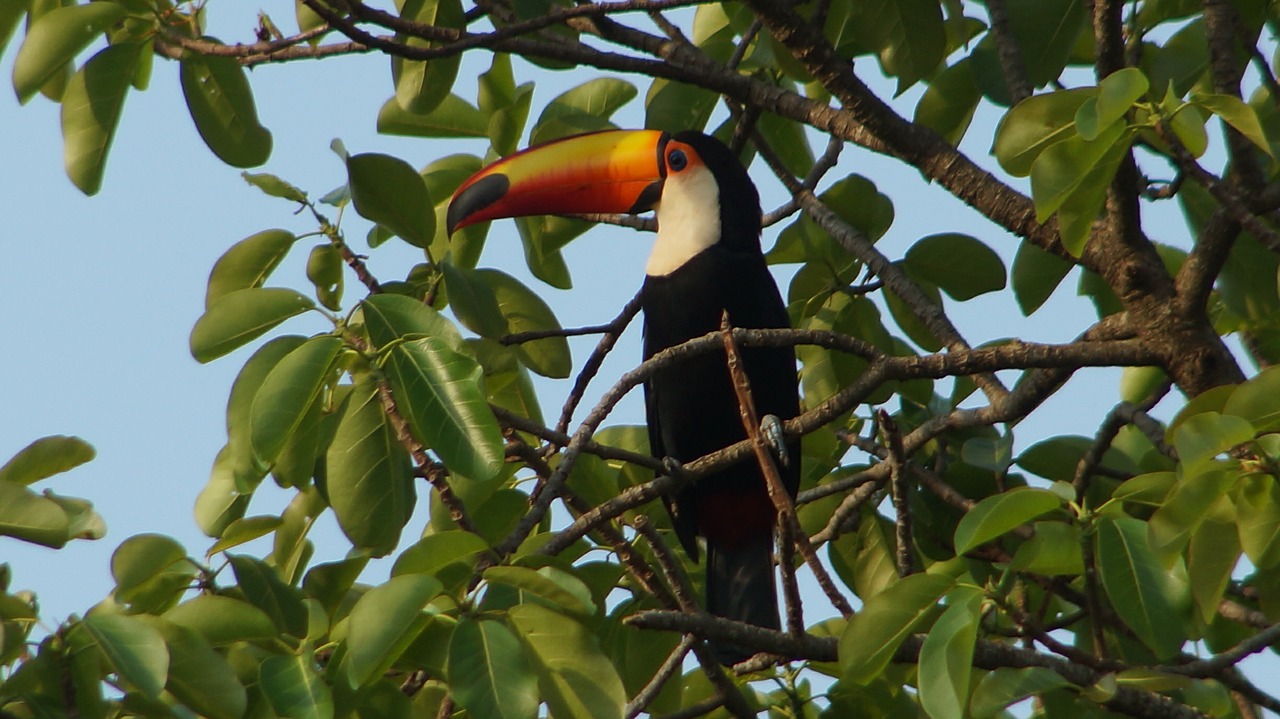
(447, 129), (800, 664)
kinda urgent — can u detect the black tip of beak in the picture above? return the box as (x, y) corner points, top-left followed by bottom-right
(446, 173), (511, 235)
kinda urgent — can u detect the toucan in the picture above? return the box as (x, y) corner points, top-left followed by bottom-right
(447, 130), (800, 664)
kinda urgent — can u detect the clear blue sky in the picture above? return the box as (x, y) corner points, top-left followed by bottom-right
(5, 4), (1251, 684)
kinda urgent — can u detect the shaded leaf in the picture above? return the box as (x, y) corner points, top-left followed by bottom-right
(346, 152), (435, 248)
(180, 53), (272, 168)
(344, 574), (442, 688)
(260, 651), (333, 719)
(904, 233), (1006, 301)
(0, 480), (70, 547)
(157, 620), (247, 719)
(839, 571), (954, 683)
(163, 595), (278, 645)
(249, 336), (343, 465)
(377, 94), (489, 138)
(80, 613), (169, 699)
(970, 667), (1071, 718)
(1095, 516), (1183, 659)
(448, 618), (539, 719)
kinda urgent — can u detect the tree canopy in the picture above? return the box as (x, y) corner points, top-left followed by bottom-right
(4, 0), (1280, 717)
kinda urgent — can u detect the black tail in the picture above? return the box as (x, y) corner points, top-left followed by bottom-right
(705, 532), (779, 665)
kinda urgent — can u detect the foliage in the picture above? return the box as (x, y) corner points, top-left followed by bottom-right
(5, 0), (1280, 717)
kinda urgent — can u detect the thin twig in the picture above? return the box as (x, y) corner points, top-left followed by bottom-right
(880, 410), (917, 577)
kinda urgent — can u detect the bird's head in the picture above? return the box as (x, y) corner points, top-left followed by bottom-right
(446, 130), (761, 276)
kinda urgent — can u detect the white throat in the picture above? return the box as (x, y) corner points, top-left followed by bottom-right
(645, 168), (721, 276)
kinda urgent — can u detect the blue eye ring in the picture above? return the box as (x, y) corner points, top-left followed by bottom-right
(667, 148), (688, 172)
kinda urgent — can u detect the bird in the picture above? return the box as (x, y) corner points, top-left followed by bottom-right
(447, 129), (800, 664)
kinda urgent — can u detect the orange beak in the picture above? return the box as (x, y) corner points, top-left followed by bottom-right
(447, 130), (668, 234)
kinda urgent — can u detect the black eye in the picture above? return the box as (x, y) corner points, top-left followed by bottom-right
(667, 148), (688, 172)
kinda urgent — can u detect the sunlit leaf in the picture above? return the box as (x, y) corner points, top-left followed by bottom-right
(0, 435), (95, 486)
(839, 571), (954, 683)
(448, 618), (539, 719)
(190, 288), (315, 363)
(60, 43), (138, 195)
(12, 2), (126, 103)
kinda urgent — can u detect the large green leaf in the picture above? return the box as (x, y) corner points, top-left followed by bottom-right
(156, 620), (248, 719)
(856, 0), (945, 93)
(993, 88), (1095, 176)
(80, 613), (169, 699)
(484, 566), (595, 618)
(480, 268), (571, 378)
(1010, 241), (1073, 316)
(531, 77), (636, 145)
(180, 54), (272, 168)
(393, 530), (492, 581)
(839, 571), (954, 683)
(346, 152), (435, 248)
(0, 434), (94, 486)
(1094, 516), (1183, 659)
(249, 336), (343, 465)
(970, 667), (1071, 718)
(1009, 521), (1085, 576)
(0, 480), (70, 547)
(918, 588), (983, 719)
(1171, 412), (1253, 477)
(110, 533), (191, 610)
(227, 554), (310, 638)
(206, 229), (298, 309)
(377, 94), (489, 138)
(383, 337), (503, 481)
(508, 603), (626, 719)
(1148, 467), (1236, 560)
(904, 233), (1006, 301)
(326, 379), (415, 555)
(448, 618), (539, 719)
(1029, 119), (1126, 222)
(914, 59), (981, 145)
(343, 574), (442, 688)
(12, 2), (126, 103)
(392, 0), (463, 115)
(1234, 473), (1280, 569)
(190, 288), (315, 363)
(1187, 511), (1240, 624)
(361, 293), (464, 350)
(954, 488), (1063, 554)
(163, 595), (277, 645)
(1224, 366), (1280, 432)
(644, 77), (716, 133)
(259, 651), (333, 719)
(60, 42), (137, 195)
(1076, 68), (1149, 140)
(1193, 92), (1274, 158)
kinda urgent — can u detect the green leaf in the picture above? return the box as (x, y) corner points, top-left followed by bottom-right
(1029, 118), (1126, 221)
(904, 233), (1006, 301)
(392, 0), (463, 115)
(180, 54), (272, 168)
(1079, 67), (1149, 141)
(326, 379), (415, 555)
(448, 618), (539, 719)
(80, 613), (169, 699)
(242, 172), (308, 203)
(0, 480), (70, 547)
(360, 293), (464, 350)
(344, 574), (442, 688)
(377, 94), (489, 138)
(954, 488), (1062, 554)
(970, 667), (1071, 718)
(1148, 19), (1209, 97)
(1094, 516), (1183, 659)
(306, 244), (343, 311)
(383, 337), (504, 481)
(0, 0), (26, 62)
(12, 2), (126, 104)
(1171, 412), (1253, 476)
(249, 336), (343, 465)
(157, 620), (248, 719)
(227, 554), (309, 638)
(918, 588), (983, 719)
(479, 269), (571, 378)
(1010, 241), (1073, 315)
(508, 603), (626, 719)
(914, 59), (981, 145)
(393, 530), (492, 581)
(0, 434), (95, 486)
(1169, 103), (1209, 158)
(205, 229), (298, 309)
(163, 595), (278, 645)
(484, 566), (595, 618)
(969, 0), (1085, 105)
(1223, 366), (1280, 432)
(190, 288), (315, 363)
(1234, 473), (1280, 568)
(110, 533), (189, 606)
(993, 88), (1095, 176)
(531, 77), (636, 145)
(1009, 521), (1085, 575)
(1187, 513), (1240, 624)
(259, 651), (333, 719)
(346, 152), (435, 248)
(1193, 92), (1275, 158)
(857, 0), (945, 93)
(644, 77), (716, 133)
(1148, 467), (1236, 560)
(60, 42), (137, 195)
(839, 571), (954, 683)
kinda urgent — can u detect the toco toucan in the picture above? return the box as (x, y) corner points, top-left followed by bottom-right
(447, 130), (800, 664)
